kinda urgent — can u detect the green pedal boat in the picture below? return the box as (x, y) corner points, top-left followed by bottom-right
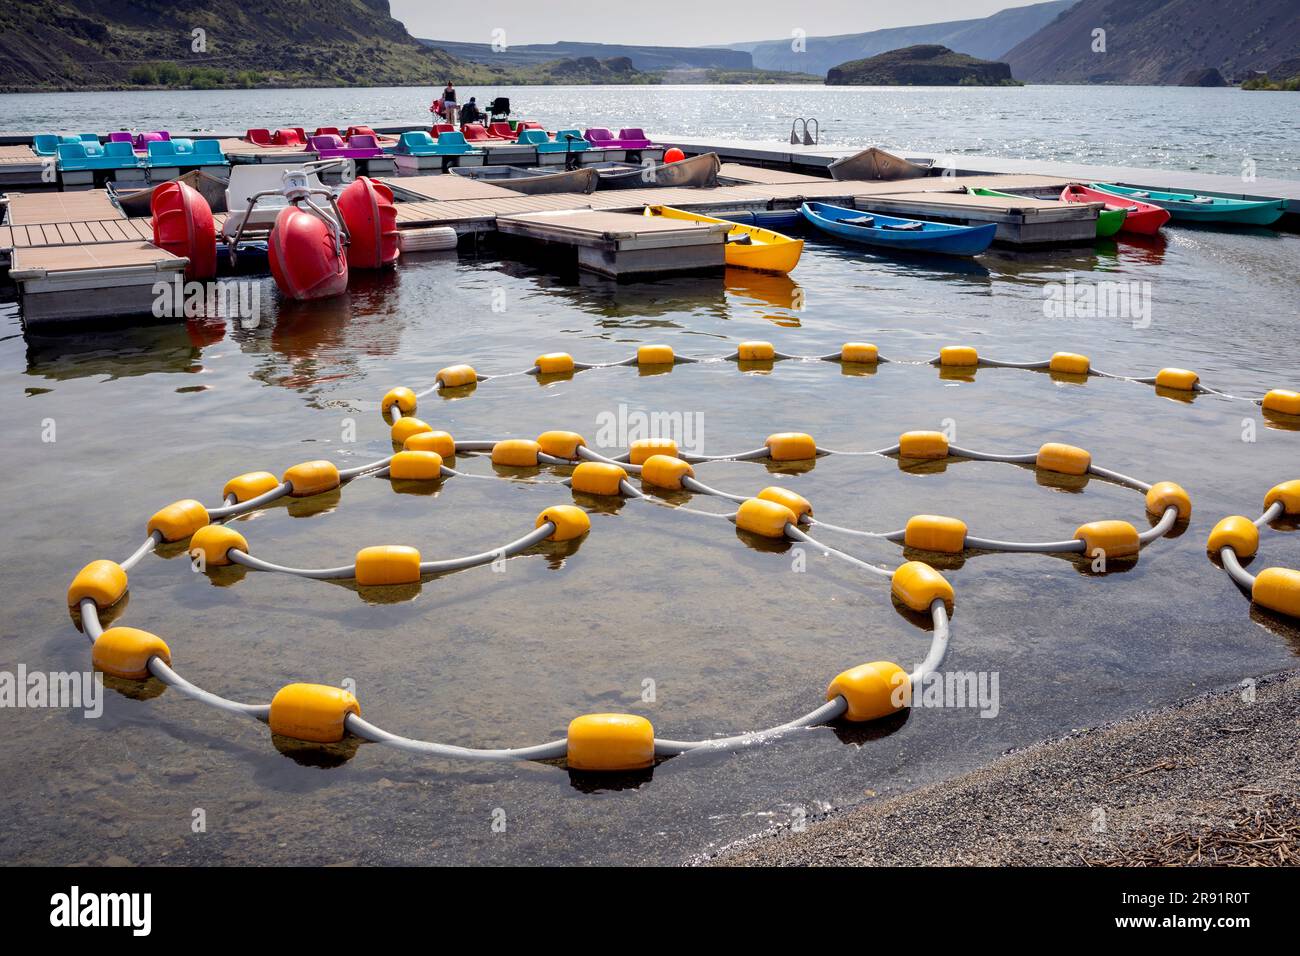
(968, 186), (1125, 237)
(1092, 183), (1286, 226)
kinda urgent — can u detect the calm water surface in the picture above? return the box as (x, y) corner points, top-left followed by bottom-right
(2, 84), (1298, 179)
(1, 86), (1299, 865)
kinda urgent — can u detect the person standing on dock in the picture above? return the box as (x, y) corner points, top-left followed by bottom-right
(441, 81), (458, 126)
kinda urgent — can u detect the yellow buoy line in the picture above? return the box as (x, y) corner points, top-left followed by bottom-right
(66, 364), (1214, 772)
(1208, 481), (1300, 620)
(393, 344), (1300, 418)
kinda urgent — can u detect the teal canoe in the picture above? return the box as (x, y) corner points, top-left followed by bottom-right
(1091, 183), (1286, 226)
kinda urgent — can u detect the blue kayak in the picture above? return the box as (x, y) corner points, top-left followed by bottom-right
(799, 201), (997, 256)
(1091, 183), (1285, 226)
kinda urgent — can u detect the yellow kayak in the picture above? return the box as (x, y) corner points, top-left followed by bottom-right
(643, 205), (803, 274)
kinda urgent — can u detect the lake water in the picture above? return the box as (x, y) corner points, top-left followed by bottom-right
(3, 83), (1299, 179)
(1, 84), (1299, 865)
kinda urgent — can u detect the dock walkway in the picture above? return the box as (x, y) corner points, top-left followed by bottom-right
(666, 137), (1300, 212)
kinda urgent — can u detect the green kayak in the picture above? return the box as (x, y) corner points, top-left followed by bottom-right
(969, 186), (1125, 237)
(1092, 183), (1286, 226)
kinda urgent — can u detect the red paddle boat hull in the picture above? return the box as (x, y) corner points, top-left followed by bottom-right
(151, 180), (217, 280)
(337, 176), (400, 269)
(268, 206), (349, 300)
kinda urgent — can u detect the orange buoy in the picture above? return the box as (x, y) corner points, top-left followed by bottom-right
(268, 206), (348, 300)
(337, 176), (399, 269)
(664, 147), (685, 163)
(151, 180), (216, 280)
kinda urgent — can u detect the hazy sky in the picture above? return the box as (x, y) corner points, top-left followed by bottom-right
(390, 0), (1049, 46)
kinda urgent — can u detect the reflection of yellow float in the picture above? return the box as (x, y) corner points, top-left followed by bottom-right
(643, 205), (803, 274)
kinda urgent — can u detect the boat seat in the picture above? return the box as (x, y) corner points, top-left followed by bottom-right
(57, 141), (141, 170)
(488, 122), (515, 139)
(881, 221), (923, 231)
(107, 132), (134, 144)
(726, 234), (754, 245)
(309, 134), (347, 150)
(347, 126), (378, 139)
(537, 129), (589, 153)
(462, 124), (493, 142)
(1189, 196), (1214, 204)
(32, 134), (60, 156)
(246, 128), (273, 146)
(397, 131), (438, 154)
(842, 216), (876, 226)
(314, 126), (341, 137)
(515, 129), (550, 146)
(426, 131), (480, 155)
(192, 140), (227, 164)
(272, 128), (305, 146)
(431, 124), (454, 136)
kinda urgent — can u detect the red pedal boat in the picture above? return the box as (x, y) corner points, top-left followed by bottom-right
(1061, 184), (1170, 235)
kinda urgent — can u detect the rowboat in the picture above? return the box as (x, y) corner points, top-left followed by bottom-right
(828, 147), (933, 182)
(1061, 184), (1169, 235)
(968, 186), (1124, 238)
(799, 201), (996, 257)
(596, 152), (720, 190)
(1091, 183), (1286, 226)
(451, 165), (598, 194)
(111, 169), (229, 215)
(644, 205), (803, 273)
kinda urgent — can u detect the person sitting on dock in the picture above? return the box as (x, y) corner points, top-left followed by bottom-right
(460, 97), (482, 126)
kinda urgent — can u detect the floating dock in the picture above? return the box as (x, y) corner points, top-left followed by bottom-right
(8, 240), (186, 323)
(3, 122), (1297, 328)
(496, 208), (728, 277)
(0, 145), (48, 187)
(665, 137), (1300, 214)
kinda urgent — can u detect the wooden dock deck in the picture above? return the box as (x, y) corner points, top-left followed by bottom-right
(9, 240), (187, 324)
(496, 209), (729, 277)
(664, 137), (1300, 212)
(0, 145), (48, 187)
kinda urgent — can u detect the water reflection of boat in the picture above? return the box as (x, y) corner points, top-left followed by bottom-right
(807, 233), (993, 283)
(722, 265), (800, 314)
(23, 320), (206, 381)
(1114, 231), (1168, 266)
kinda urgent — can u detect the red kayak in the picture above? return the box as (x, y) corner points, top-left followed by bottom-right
(1061, 184), (1170, 235)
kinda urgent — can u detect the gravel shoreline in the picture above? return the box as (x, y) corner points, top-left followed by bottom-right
(703, 670), (1300, 866)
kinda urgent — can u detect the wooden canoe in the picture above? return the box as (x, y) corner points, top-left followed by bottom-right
(828, 147), (933, 182)
(452, 165), (598, 194)
(596, 152), (720, 190)
(111, 169), (230, 215)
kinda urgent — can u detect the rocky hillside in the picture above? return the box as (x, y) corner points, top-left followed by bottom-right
(826, 45), (1016, 86)
(419, 38), (751, 72)
(1004, 0), (1300, 84)
(731, 1), (1074, 76)
(0, 0), (496, 90)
